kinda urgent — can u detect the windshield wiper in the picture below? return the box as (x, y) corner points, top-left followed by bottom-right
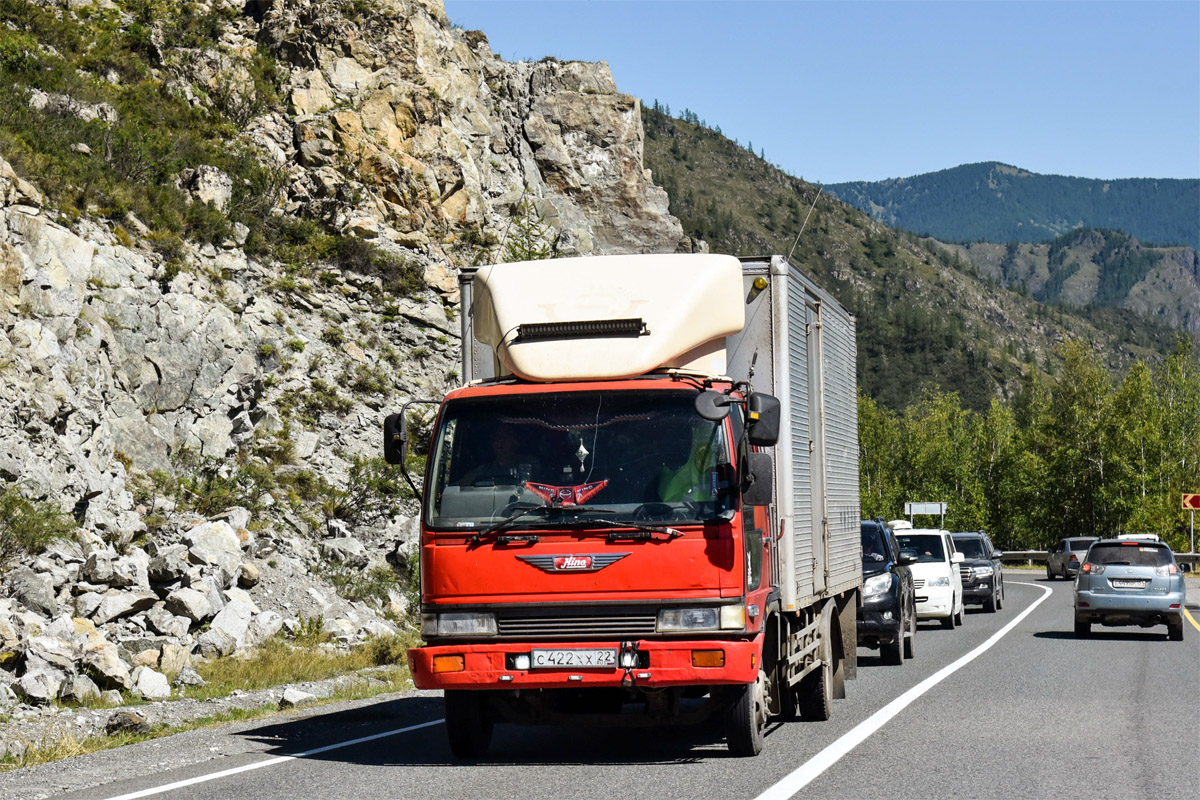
(470, 505), (614, 545)
(571, 516), (684, 541)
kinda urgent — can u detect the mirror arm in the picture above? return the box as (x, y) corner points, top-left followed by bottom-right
(385, 399), (440, 501)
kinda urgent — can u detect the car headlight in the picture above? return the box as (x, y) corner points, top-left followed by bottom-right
(927, 576), (951, 587)
(863, 573), (892, 598)
(658, 605), (745, 632)
(973, 565), (994, 578)
(422, 612), (497, 637)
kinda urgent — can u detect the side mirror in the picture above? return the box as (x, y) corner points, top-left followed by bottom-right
(695, 390), (733, 421)
(383, 413), (406, 465)
(742, 452), (773, 506)
(897, 550), (918, 565)
(992, 550), (1004, 559)
(951, 552), (965, 564)
(747, 393), (781, 446)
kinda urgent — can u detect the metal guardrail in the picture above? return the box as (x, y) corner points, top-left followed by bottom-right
(1000, 550), (1200, 568)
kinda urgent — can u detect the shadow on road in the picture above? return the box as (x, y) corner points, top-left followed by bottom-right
(1033, 630), (1170, 642)
(236, 694), (750, 766)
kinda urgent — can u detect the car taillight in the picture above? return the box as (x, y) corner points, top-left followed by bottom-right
(1155, 564), (1178, 576)
(1069, 553), (1078, 563)
(1082, 563), (1105, 575)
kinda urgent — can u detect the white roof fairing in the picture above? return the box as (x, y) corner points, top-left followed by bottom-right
(472, 254), (746, 382)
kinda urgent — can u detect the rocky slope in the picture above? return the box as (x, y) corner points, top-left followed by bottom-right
(0, 0), (688, 750)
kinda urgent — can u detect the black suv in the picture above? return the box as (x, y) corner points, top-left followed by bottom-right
(858, 519), (917, 665)
(951, 531), (1004, 613)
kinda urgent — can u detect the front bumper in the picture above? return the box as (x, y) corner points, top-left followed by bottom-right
(914, 585), (955, 619)
(408, 635), (763, 690)
(962, 579), (994, 603)
(858, 595), (902, 644)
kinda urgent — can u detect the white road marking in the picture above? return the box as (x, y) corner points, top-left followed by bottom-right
(101, 719), (444, 800)
(754, 580), (1053, 800)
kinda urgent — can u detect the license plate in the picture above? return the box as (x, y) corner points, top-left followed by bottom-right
(529, 648), (617, 669)
(1111, 579), (1147, 589)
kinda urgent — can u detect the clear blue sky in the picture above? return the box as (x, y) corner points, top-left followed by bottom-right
(444, 0), (1200, 184)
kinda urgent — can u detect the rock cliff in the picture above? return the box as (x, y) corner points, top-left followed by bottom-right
(0, 0), (688, 725)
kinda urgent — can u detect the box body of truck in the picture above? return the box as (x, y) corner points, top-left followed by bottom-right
(390, 253), (860, 757)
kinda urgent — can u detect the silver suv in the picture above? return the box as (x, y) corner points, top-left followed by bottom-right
(1073, 538), (1186, 640)
(1046, 536), (1098, 579)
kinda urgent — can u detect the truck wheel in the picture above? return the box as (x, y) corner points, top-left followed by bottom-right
(1167, 617), (1184, 641)
(881, 630), (904, 666)
(726, 668), (767, 756)
(902, 608), (916, 660)
(1073, 616), (1090, 638)
(444, 690), (493, 759)
(797, 632), (834, 720)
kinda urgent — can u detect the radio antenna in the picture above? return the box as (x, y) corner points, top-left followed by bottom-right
(786, 185), (822, 263)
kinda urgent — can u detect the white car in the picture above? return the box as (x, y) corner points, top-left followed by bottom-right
(891, 521), (965, 629)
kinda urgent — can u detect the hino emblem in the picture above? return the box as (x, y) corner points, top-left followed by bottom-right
(516, 553), (630, 573)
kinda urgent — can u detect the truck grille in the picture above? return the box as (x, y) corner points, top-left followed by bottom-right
(497, 612), (658, 639)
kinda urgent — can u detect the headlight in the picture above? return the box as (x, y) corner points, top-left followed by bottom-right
(658, 605), (745, 632)
(863, 573), (892, 598)
(927, 576), (951, 587)
(973, 565), (994, 578)
(423, 612), (497, 637)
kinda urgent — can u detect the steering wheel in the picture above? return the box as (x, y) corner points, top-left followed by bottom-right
(498, 500), (541, 517)
(632, 502), (677, 522)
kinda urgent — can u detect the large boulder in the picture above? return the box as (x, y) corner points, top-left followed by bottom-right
(183, 521), (243, 576)
(6, 566), (59, 617)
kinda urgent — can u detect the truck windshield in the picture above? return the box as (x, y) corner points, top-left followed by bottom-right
(425, 389), (730, 530)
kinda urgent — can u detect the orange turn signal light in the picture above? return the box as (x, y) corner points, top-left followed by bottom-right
(432, 655), (466, 674)
(692, 650), (725, 668)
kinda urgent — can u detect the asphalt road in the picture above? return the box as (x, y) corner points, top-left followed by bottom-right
(6, 571), (1199, 800)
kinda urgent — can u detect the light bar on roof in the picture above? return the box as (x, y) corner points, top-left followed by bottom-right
(513, 318), (650, 343)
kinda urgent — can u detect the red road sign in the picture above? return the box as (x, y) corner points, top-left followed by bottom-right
(1184, 494), (1200, 511)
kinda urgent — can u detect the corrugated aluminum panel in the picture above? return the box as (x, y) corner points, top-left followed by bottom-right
(787, 271), (814, 600)
(820, 296), (862, 593)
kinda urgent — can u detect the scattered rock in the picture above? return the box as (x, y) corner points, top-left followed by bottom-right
(105, 709), (150, 736)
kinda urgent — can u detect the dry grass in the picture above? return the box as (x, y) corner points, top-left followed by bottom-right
(0, 633), (417, 772)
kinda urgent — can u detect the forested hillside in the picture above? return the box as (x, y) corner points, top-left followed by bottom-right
(826, 162), (1199, 249)
(641, 108), (1187, 413)
(950, 229), (1199, 334)
(860, 340), (1200, 552)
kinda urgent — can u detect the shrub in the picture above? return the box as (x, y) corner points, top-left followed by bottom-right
(0, 482), (76, 570)
(321, 455), (412, 528)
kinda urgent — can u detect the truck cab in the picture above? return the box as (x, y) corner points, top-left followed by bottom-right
(387, 254), (860, 758)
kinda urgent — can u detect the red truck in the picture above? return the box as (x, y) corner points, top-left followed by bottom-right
(384, 253), (861, 757)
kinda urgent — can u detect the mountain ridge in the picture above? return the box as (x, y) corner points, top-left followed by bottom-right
(825, 161), (1199, 249)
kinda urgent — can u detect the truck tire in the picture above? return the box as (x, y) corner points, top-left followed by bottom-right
(881, 629), (904, 666)
(902, 607), (916, 660)
(798, 614), (834, 721)
(983, 590), (997, 613)
(444, 690), (493, 759)
(726, 668), (767, 756)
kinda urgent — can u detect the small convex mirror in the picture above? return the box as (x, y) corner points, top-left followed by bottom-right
(694, 389), (733, 421)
